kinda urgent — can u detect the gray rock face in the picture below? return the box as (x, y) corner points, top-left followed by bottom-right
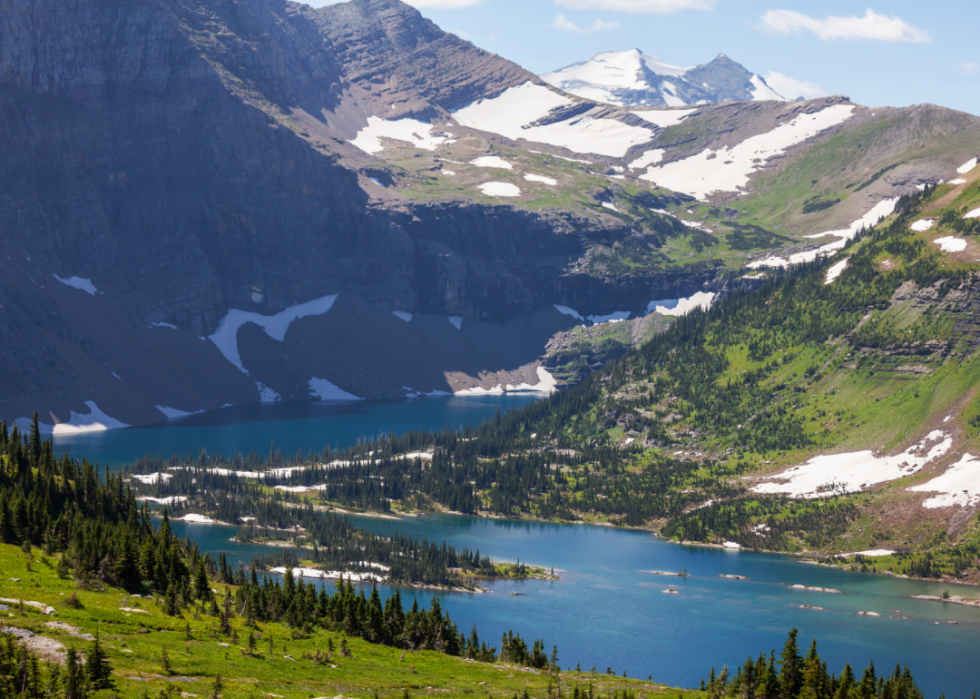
(0, 0), (709, 425)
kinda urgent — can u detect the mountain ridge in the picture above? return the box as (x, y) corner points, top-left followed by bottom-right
(541, 49), (790, 108)
(1, 0), (979, 431)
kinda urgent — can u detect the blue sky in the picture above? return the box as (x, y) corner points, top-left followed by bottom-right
(307, 0), (980, 115)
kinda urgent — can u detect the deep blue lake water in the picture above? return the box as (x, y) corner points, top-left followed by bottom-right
(53, 396), (980, 696)
(51, 395), (539, 469)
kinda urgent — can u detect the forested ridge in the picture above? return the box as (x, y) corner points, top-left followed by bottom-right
(130, 181), (980, 577)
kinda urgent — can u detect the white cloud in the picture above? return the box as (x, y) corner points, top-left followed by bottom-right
(763, 71), (828, 101)
(759, 9), (931, 43)
(555, 0), (715, 15)
(961, 62), (980, 75)
(405, 0), (485, 8)
(552, 14), (622, 32)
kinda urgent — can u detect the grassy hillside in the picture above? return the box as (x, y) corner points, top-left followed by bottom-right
(0, 544), (677, 698)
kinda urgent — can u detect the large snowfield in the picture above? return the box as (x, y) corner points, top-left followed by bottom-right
(752, 431), (952, 498)
(349, 117), (451, 154)
(638, 105), (855, 200)
(453, 82), (654, 158)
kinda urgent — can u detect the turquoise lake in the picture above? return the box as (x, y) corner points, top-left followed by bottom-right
(56, 396), (980, 696)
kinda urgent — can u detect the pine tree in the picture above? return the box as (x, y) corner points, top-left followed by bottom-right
(64, 646), (88, 699)
(194, 561), (213, 601)
(779, 628), (802, 699)
(85, 632), (113, 689)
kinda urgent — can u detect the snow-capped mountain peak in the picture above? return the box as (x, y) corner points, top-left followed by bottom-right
(542, 50), (788, 108)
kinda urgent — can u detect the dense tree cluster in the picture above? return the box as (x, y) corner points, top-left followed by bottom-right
(220, 570), (547, 667)
(704, 629), (926, 699)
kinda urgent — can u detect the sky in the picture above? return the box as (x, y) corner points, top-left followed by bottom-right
(306, 0), (980, 116)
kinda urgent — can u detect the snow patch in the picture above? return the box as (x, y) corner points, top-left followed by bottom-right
(368, 177), (384, 187)
(442, 170), (456, 176)
(477, 181), (520, 197)
(957, 158), (977, 175)
(454, 82), (653, 158)
(639, 105), (855, 200)
(524, 173), (557, 186)
(256, 382), (280, 403)
(349, 117), (450, 154)
(53, 275), (99, 295)
(949, 178), (968, 185)
(588, 311), (630, 323)
(470, 156), (513, 170)
(137, 496), (187, 505)
(749, 75), (786, 102)
(131, 472), (172, 484)
(179, 514), (214, 524)
(150, 322), (178, 330)
(843, 549), (895, 557)
(752, 431), (953, 498)
(14, 401), (128, 435)
(659, 80), (684, 107)
(392, 311), (413, 322)
(933, 236), (967, 253)
(629, 149), (664, 170)
(824, 258), (848, 285)
(553, 304), (584, 321)
(748, 198), (897, 269)
(269, 567), (384, 583)
(455, 366), (557, 396)
(909, 453), (980, 509)
(448, 316), (464, 330)
(209, 294), (338, 372)
(601, 201), (619, 212)
(648, 291), (715, 317)
(910, 219), (935, 232)
(308, 377), (362, 401)
(155, 405), (203, 419)
(963, 208), (980, 220)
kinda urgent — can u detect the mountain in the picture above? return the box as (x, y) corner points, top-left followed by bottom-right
(328, 170), (980, 579)
(541, 50), (788, 108)
(0, 0), (978, 432)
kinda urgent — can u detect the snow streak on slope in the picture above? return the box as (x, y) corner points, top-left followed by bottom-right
(647, 292), (715, 317)
(349, 117), (451, 154)
(53, 275), (100, 295)
(453, 82), (653, 158)
(209, 294), (339, 372)
(909, 453), (980, 509)
(752, 431), (952, 498)
(638, 105), (855, 200)
(309, 377), (362, 401)
(15, 401), (129, 435)
(455, 366), (558, 396)
(748, 198), (897, 269)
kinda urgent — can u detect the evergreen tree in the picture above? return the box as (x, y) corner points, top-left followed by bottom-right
(85, 632), (113, 689)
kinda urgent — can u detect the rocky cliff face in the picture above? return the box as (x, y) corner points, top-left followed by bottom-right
(0, 0), (707, 427)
